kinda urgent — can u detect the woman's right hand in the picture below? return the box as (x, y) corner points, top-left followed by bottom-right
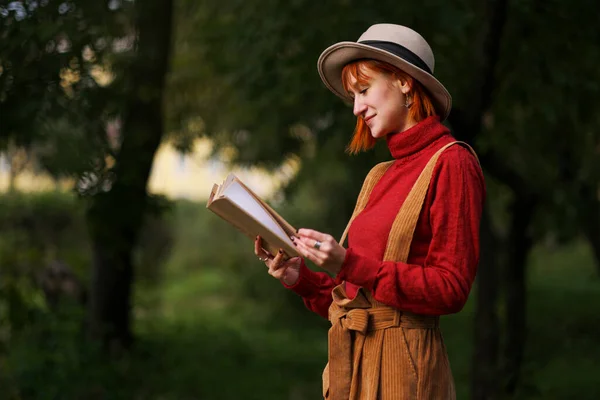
(254, 236), (302, 286)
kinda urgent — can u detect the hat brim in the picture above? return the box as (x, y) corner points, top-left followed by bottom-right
(317, 42), (452, 120)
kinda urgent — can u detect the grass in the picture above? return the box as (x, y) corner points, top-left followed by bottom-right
(122, 239), (600, 400)
(4, 248), (599, 399)
(3, 194), (599, 399)
(131, 279), (327, 399)
(519, 241), (600, 399)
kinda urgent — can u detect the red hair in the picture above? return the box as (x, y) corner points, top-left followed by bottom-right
(341, 60), (437, 154)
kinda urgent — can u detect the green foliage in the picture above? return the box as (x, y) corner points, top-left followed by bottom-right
(2, 199), (599, 399)
(0, 191), (90, 273)
(1, 305), (95, 400)
(0, 192), (89, 379)
(166, 0), (599, 245)
(168, 0), (428, 230)
(0, 0), (135, 189)
(481, 0), (600, 242)
(0, 191), (174, 359)
(160, 200), (318, 321)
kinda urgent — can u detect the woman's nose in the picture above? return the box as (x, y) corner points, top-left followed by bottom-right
(353, 98), (367, 117)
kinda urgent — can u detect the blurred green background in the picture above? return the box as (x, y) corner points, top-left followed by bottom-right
(1, 194), (598, 399)
(1, 0), (599, 399)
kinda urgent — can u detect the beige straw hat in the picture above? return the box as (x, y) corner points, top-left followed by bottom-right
(317, 23), (452, 120)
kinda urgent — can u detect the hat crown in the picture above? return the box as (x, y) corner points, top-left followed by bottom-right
(357, 24), (435, 73)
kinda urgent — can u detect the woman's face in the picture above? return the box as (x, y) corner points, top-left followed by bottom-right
(347, 68), (412, 138)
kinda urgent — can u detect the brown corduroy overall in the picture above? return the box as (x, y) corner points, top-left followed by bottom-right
(323, 142), (475, 400)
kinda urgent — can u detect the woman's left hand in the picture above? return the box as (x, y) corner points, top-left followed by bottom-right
(293, 228), (346, 275)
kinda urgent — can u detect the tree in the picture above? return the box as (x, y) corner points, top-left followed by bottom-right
(0, 0), (129, 161)
(86, 0), (174, 348)
(450, 0), (600, 396)
(0, 0), (175, 349)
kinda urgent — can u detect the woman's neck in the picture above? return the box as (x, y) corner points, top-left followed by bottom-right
(385, 116), (448, 160)
(396, 115), (418, 133)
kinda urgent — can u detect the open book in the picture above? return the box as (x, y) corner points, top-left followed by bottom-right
(206, 174), (300, 260)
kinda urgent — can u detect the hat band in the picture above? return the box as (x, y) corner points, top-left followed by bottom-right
(358, 40), (432, 75)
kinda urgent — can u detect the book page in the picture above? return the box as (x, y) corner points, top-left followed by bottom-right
(222, 180), (294, 248)
(235, 178), (297, 237)
(216, 174), (235, 198)
(208, 184), (219, 204)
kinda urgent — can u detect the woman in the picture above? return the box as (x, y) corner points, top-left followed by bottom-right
(254, 23), (485, 399)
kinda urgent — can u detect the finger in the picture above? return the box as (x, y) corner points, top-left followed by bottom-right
(255, 236), (273, 261)
(297, 228), (329, 242)
(297, 230), (336, 252)
(294, 235), (329, 253)
(269, 249), (285, 273)
(254, 236), (262, 256)
(294, 239), (323, 265)
(269, 264), (287, 280)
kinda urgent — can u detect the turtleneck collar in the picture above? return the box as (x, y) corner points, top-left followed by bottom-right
(385, 116), (450, 160)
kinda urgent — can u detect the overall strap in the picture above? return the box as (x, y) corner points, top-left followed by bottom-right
(382, 141), (476, 262)
(339, 160), (395, 246)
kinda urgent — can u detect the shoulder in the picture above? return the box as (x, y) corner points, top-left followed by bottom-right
(368, 160), (395, 173)
(432, 142), (485, 192)
(435, 142), (481, 172)
(364, 160), (395, 181)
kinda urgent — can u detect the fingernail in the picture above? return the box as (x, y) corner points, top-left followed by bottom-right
(278, 249), (283, 254)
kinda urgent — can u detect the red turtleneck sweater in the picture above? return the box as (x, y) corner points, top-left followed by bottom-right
(284, 116), (485, 318)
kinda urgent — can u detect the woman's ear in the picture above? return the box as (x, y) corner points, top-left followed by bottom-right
(401, 77), (413, 94)
(394, 76), (412, 94)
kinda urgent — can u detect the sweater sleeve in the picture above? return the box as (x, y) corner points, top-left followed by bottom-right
(336, 147), (485, 315)
(281, 258), (335, 319)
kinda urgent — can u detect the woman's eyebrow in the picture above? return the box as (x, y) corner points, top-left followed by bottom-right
(346, 85), (360, 97)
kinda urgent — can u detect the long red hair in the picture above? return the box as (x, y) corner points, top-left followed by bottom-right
(341, 60), (437, 154)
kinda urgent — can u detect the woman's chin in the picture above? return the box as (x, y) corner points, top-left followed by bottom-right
(370, 131), (386, 139)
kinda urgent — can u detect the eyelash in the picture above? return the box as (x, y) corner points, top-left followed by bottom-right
(349, 88), (368, 99)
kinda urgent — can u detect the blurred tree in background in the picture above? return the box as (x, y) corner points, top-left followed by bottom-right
(0, 0), (131, 179)
(84, 0), (173, 349)
(0, 0), (174, 349)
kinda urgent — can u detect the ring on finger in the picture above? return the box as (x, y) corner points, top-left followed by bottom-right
(314, 240), (322, 250)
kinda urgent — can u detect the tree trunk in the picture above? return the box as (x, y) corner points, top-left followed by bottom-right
(87, 0), (173, 349)
(445, 2), (508, 397)
(579, 184), (600, 277)
(502, 194), (537, 394)
(585, 226), (600, 277)
(471, 206), (501, 400)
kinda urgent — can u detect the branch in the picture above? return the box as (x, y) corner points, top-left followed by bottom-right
(479, 152), (531, 197)
(478, 0), (509, 115)
(449, 0), (509, 144)
(449, 108), (532, 198)
(448, 0), (535, 199)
